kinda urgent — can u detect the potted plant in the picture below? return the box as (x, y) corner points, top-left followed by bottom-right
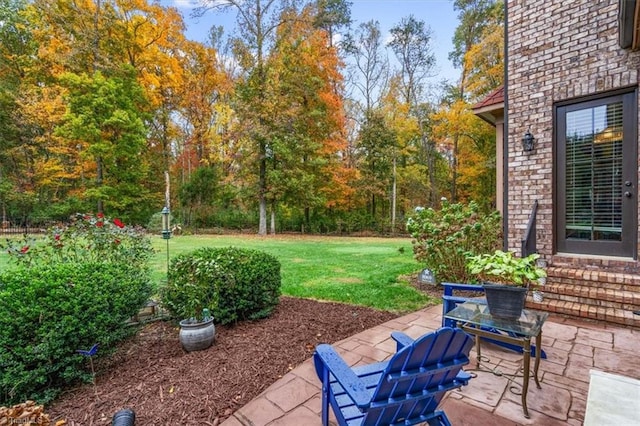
(161, 275), (216, 351)
(466, 250), (547, 319)
(160, 254), (226, 352)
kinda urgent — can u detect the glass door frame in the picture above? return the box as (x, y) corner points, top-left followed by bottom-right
(554, 89), (637, 259)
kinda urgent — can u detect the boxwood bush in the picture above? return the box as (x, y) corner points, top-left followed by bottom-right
(0, 262), (152, 405)
(161, 247), (281, 325)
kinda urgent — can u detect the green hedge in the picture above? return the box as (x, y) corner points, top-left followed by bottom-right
(161, 247), (281, 325)
(0, 263), (152, 405)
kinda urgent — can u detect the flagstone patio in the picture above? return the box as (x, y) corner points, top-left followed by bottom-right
(221, 304), (640, 426)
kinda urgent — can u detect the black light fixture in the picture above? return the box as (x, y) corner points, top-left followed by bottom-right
(522, 127), (535, 152)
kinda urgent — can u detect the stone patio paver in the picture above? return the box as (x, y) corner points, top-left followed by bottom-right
(221, 304), (640, 425)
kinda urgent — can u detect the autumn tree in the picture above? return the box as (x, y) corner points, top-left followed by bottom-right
(342, 20), (389, 118)
(462, 11), (504, 101)
(0, 0), (37, 222)
(227, 4), (348, 232)
(385, 15), (435, 220)
(196, 0), (299, 235)
(55, 68), (152, 222)
(430, 94), (495, 208)
(431, 0), (503, 204)
(387, 15), (435, 110)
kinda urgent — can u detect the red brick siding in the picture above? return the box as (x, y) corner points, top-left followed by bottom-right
(507, 0), (640, 268)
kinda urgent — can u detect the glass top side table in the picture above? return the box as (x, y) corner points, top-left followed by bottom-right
(444, 301), (549, 418)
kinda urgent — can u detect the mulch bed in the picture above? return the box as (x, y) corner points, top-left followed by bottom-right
(47, 297), (402, 425)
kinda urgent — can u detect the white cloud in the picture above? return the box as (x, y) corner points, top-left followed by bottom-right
(171, 0), (193, 7)
(170, 0), (231, 8)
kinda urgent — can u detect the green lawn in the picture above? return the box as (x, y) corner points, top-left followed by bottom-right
(151, 234), (433, 312)
(0, 234), (435, 313)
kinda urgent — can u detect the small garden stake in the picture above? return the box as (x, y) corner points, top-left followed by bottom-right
(76, 343), (99, 399)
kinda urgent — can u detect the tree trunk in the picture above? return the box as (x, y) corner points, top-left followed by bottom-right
(165, 170), (171, 211)
(451, 134), (459, 202)
(304, 207), (310, 232)
(258, 144), (267, 235)
(391, 156), (397, 232)
(270, 202), (276, 235)
(371, 193), (376, 221)
(96, 156), (103, 213)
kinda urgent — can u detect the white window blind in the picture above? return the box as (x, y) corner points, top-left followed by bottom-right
(565, 102), (623, 242)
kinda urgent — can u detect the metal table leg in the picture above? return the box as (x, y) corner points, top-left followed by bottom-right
(533, 330), (542, 388)
(522, 337), (531, 418)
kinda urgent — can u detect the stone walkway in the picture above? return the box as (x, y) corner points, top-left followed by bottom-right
(221, 304), (640, 426)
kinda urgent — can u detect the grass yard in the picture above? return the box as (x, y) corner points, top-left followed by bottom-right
(0, 233), (433, 313)
(152, 234), (431, 312)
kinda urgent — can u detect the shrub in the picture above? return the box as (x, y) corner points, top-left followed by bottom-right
(0, 213), (154, 405)
(406, 200), (502, 283)
(161, 247), (281, 325)
(1, 213), (153, 268)
(0, 262), (152, 405)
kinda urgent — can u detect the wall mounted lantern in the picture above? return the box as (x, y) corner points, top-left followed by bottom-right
(522, 127), (536, 152)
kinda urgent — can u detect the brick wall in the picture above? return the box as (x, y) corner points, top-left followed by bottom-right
(507, 0), (640, 262)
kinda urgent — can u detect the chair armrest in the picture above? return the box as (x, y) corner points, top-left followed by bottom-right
(314, 344), (372, 409)
(391, 331), (414, 351)
(441, 282), (485, 296)
(455, 369), (472, 385)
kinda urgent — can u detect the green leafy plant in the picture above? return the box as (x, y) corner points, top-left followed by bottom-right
(466, 250), (547, 288)
(0, 213), (154, 405)
(1, 213), (153, 268)
(0, 262), (152, 405)
(406, 200), (502, 283)
(160, 247), (281, 325)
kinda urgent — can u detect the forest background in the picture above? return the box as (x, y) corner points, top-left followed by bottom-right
(0, 0), (504, 235)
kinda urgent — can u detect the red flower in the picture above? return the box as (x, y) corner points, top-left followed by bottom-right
(113, 218), (125, 228)
(97, 212), (104, 219)
(20, 246), (29, 254)
(55, 234), (61, 241)
(96, 221), (104, 228)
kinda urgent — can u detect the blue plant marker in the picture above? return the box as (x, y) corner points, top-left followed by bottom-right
(76, 343), (99, 357)
(76, 343), (99, 399)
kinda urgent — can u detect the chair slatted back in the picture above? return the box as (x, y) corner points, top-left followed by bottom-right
(362, 328), (473, 425)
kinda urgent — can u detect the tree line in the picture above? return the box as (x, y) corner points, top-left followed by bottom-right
(0, 0), (503, 234)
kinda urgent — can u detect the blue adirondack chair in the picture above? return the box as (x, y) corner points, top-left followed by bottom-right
(314, 327), (474, 426)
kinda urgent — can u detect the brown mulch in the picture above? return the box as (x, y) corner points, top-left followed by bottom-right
(46, 296), (407, 425)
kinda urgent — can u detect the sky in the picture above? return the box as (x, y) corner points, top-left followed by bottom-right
(161, 0), (461, 84)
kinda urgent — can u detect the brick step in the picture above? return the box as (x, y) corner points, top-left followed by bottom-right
(549, 255), (640, 275)
(526, 266), (640, 328)
(535, 282), (640, 311)
(526, 296), (640, 328)
(547, 266), (640, 292)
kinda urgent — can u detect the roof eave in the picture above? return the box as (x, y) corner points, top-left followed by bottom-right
(472, 102), (504, 126)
